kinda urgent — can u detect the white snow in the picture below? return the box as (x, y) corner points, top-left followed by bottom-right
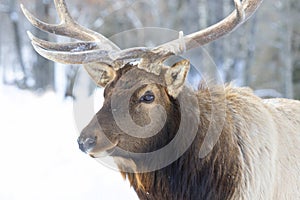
(0, 85), (138, 200)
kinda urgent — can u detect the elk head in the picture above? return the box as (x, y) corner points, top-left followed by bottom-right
(21, 0), (263, 171)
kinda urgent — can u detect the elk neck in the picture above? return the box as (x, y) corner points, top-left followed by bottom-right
(119, 85), (244, 200)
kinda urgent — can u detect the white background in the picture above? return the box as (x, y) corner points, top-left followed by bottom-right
(0, 84), (138, 200)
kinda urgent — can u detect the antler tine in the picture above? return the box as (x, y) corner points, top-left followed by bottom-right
(152, 0), (263, 58)
(31, 42), (114, 65)
(21, 0), (119, 51)
(27, 31), (98, 52)
(30, 39), (151, 66)
(53, 0), (72, 24)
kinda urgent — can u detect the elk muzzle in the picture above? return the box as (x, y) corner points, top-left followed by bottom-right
(77, 115), (118, 157)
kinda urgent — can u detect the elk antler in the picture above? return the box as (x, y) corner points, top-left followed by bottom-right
(22, 0), (263, 75)
(154, 0), (263, 54)
(21, 0), (122, 67)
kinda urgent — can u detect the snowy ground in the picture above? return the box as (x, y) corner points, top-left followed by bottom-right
(0, 84), (138, 200)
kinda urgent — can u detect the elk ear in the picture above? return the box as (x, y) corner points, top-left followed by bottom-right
(84, 63), (116, 87)
(165, 60), (190, 98)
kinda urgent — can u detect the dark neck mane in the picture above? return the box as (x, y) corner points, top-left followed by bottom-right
(120, 86), (243, 200)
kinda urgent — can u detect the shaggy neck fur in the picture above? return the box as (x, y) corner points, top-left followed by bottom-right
(119, 85), (244, 200)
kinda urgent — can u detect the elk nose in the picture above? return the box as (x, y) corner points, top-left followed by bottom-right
(77, 136), (97, 153)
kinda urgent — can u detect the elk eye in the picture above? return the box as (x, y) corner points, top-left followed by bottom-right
(139, 91), (155, 103)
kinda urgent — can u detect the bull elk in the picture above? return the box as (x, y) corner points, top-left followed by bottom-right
(21, 0), (300, 199)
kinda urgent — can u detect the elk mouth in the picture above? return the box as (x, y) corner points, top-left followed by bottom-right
(88, 141), (118, 158)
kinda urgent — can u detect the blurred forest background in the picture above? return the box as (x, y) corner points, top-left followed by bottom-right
(0, 0), (299, 99)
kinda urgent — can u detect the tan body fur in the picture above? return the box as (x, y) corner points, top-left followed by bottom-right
(200, 86), (300, 199)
